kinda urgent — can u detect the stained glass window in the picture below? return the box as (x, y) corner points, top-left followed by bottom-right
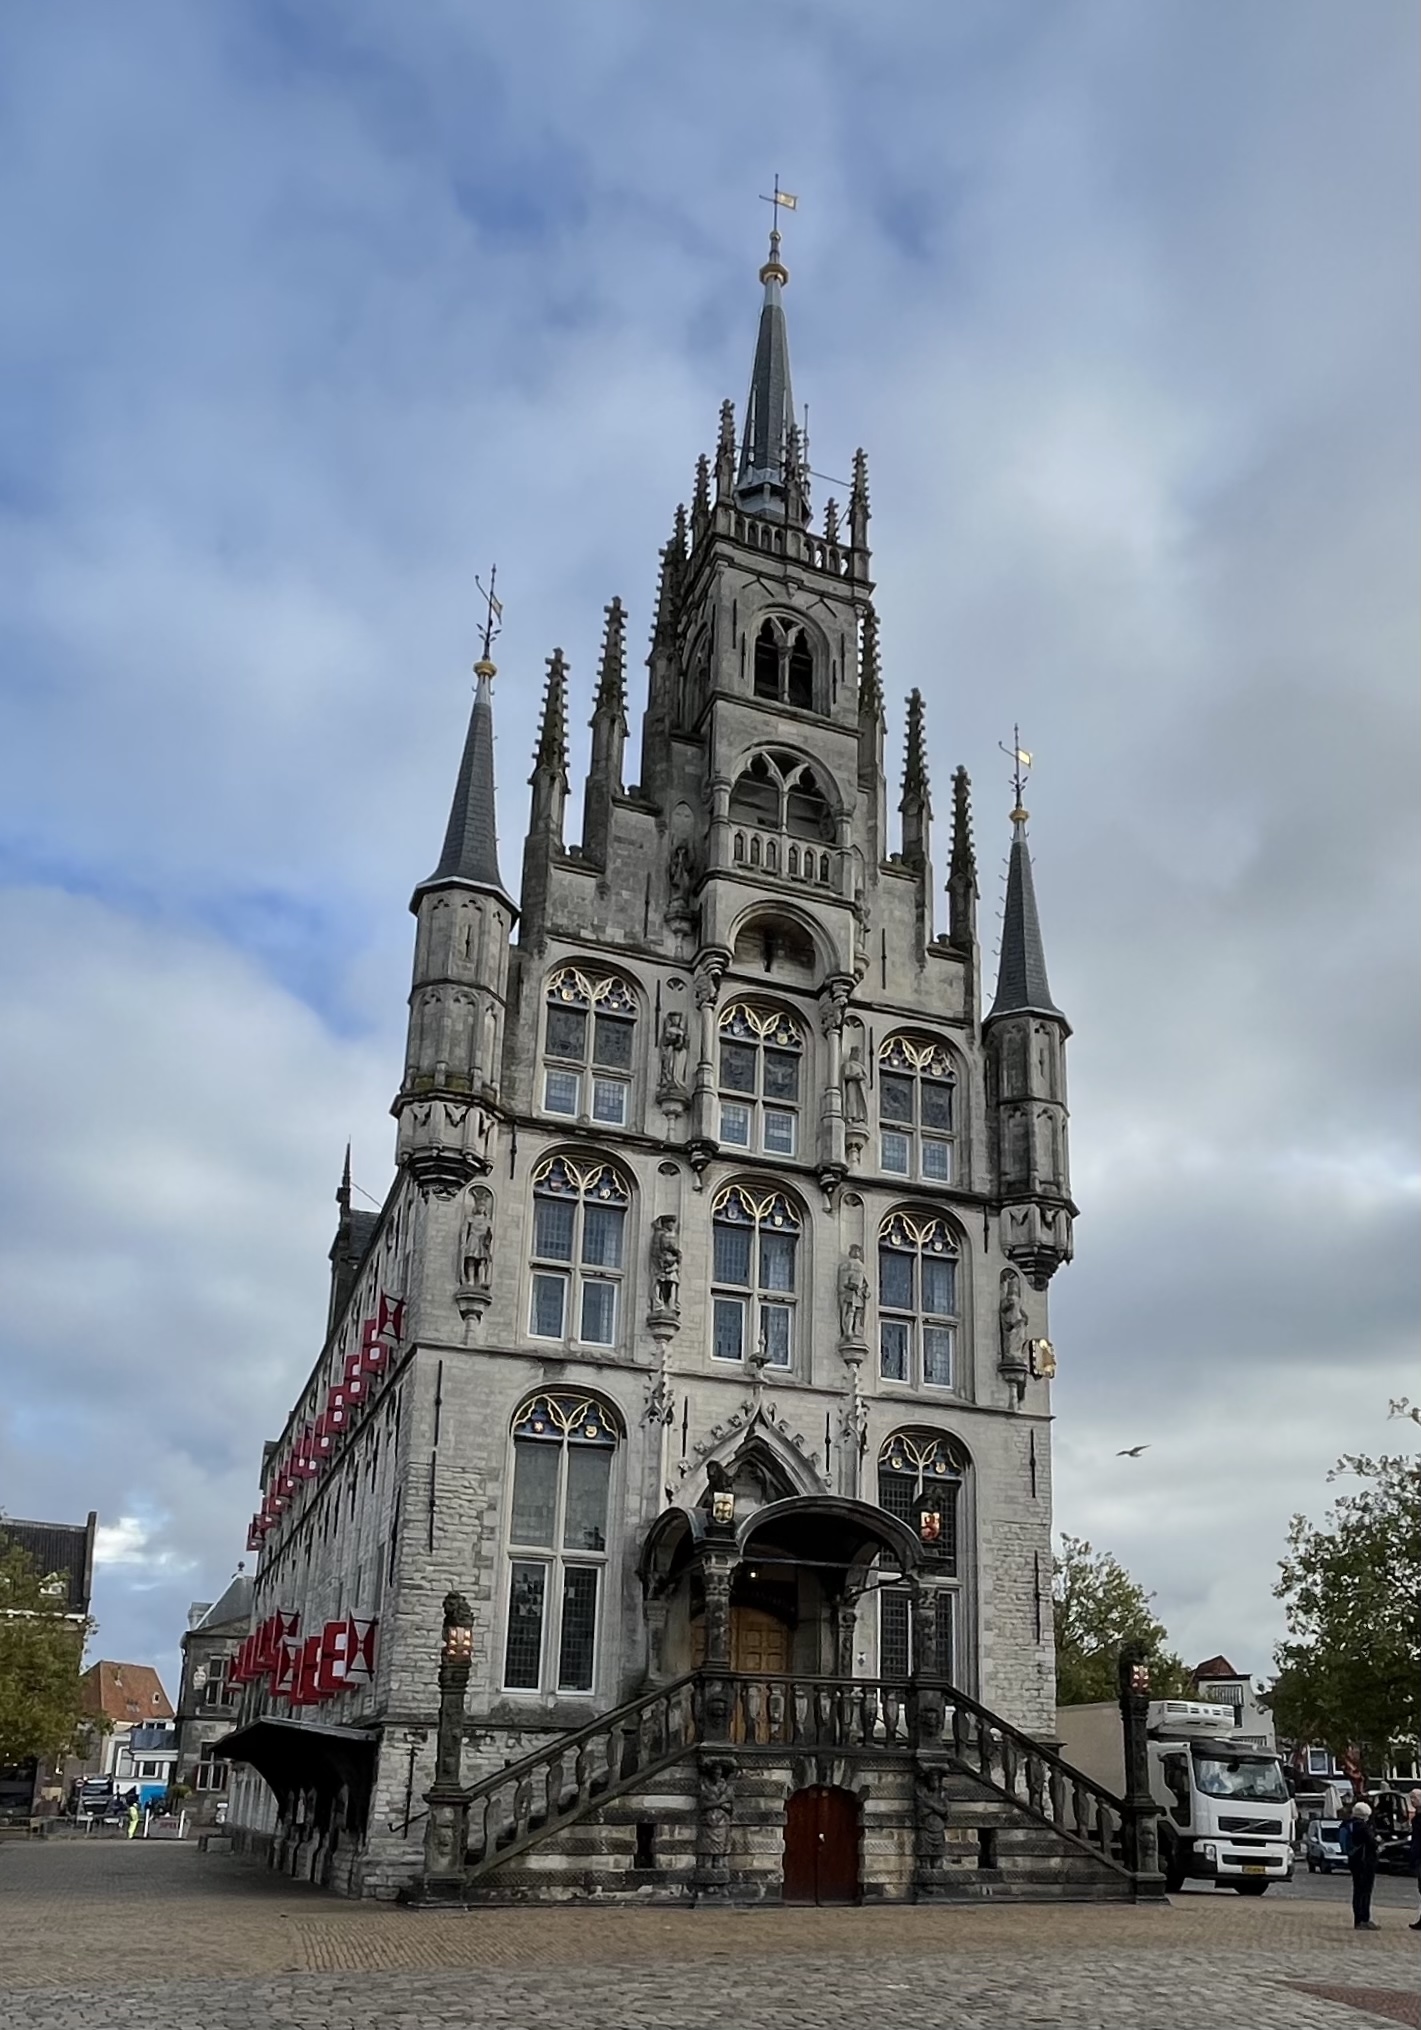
(503, 1393), (619, 1694)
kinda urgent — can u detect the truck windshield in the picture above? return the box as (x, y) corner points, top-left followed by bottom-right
(1191, 1753), (1288, 1802)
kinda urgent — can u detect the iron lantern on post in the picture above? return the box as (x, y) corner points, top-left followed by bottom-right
(410, 1589), (475, 1904)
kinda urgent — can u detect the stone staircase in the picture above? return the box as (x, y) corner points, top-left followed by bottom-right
(450, 1671), (1156, 1904)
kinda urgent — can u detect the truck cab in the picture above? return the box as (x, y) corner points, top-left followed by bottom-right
(1149, 1701), (1295, 1894)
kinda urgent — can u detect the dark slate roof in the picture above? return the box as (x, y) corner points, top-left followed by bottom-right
(348, 1210), (379, 1261)
(989, 820), (1062, 1019)
(0, 1513), (95, 1614)
(194, 1572), (254, 1635)
(418, 671), (513, 904)
(737, 249), (796, 513)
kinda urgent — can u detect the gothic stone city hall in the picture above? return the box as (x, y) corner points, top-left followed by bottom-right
(221, 236), (1121, 1907)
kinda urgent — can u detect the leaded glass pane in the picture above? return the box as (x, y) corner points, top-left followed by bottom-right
(510, 1439), (559, 1547)
(763, 1108), (796, 1155)
(713, 1223), (752, 1286)
(934, 1591), (956, 1674)
(564, 1446), (610, 1551)
(556, 1567), (599, 1691)
(581, 1202), (625, 1269)
(712, 1297), (745, 1360)
(877, 1466), (916, 1524)
(879, 1319), (909, 1381)
(881, 1130), (911, 1175)
(579, 1278), (617, 1345)
(880, 1591), (911, 1680)
(921, 1078), (954, 1130)
(921, 1256), (957, 1317)
(719, 1041), (757, 1094)
(543, 1068), (580, 1116)
(761, 1303), (792, 1365)
(591, 1077), (627, 1124)
(546, 1006), (587, 1061)
(879, 1247), (914, 1312)
(533, 1197), (575, 1262)
(921, 1137), (952, 1182)
(504, 1562), (546, 1688)
(763, 1049), (800, 1103)
(880, 1073), (914, 1124)
(530, 1272), (567, 1338)
(592, 1012), (634, 1070)
(719, 1102), (751, 1147)
(759, 1229), (796, 1293)
(923, 1324), (954, 1387)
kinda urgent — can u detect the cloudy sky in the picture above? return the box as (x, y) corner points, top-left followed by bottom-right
(1, 0), (1415, 1700)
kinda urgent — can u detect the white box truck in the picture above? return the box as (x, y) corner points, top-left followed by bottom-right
(1056, 1699), (1295, 1894)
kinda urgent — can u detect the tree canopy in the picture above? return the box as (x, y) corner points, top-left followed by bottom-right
(1053, 1533), (1192, 1705)
(1269, 1433), (1421, 1763)
(0, 1538), (95, 1766)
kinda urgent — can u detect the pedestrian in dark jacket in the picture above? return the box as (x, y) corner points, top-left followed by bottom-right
(1348, 1800), (1380, 1929)
(1406, 1788), (1421, 1931)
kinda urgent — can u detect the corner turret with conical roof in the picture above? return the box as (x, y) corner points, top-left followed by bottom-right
(984, 770), (1075, 1288)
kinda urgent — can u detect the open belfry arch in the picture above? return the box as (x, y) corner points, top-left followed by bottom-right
(219, 206), (1156, 1906)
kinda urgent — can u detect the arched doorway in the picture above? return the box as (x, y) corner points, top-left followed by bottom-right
(782, 1786), (861, 1905)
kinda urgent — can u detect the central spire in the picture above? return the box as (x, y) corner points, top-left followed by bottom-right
(736, 218), (801, 520)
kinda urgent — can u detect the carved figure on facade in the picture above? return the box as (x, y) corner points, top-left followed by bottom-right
(697, 1758), (736, 1865)
(649, 1214), (682, 1317)
(454, 1187), (495, 1321)
(837, 1244), (869, 1344)
(998, 1267), (1029, 1401)
(914, 1766), (952, 1876)
(657, 1010), (689, 1093)
(668, 841), (696, 910)
(842, 1043), (869, 1128)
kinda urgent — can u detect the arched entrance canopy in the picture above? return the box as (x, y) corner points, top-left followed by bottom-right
(736, 1495), (921, 1579)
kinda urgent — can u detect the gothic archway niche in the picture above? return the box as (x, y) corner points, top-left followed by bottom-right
(752, 615), (818, 710)
(728, 751), (838, 887)
(731, 909), (819, 985)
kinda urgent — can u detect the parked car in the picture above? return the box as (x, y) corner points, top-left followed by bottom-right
(1377, 1834), (1414, 1875)
(1305, 1818), (1347, 1873)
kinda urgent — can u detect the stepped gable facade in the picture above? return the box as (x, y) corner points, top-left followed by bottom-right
(222, 225), (1114, 1905)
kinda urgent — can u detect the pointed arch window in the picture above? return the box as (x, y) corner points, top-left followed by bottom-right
(542, 968), (637, 1126)
(728, 750), (835, 885)
(718, 1003), (804, 1155)
(877, 1431), (963, 1680)
(529, 1156), (629, 1347)
(503, 1392), (619, 1694)
(879, 1034), (956, 1182)
(878, 1211), (958, 1388)
(752, 617), (815, 710)
(711, 1184), (801, 1368)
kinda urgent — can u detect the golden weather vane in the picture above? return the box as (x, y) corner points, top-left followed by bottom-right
(998, 725), (1033, 820)
(474, 565), (503, 673)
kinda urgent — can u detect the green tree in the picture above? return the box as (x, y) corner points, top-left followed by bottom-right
(1269, 1433), (1421, 1764)
(0, 1539), (95, 1766)
(1053, 1534), (1192, 1705)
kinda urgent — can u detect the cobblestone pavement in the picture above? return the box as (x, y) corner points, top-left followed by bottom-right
(1, 1840), (1418, 2029)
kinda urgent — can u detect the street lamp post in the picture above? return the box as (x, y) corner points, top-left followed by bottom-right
(411, 1589), (474, 1905)
(1117, 1640), (1166, 1899)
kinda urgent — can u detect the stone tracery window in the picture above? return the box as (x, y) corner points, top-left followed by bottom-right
(718, 1003), (804, 1156)
(877, 1430), (964, 1680)
(503, 1391), (619, 1694)
(878, 1034), (956, 1182)
(710, 1183), (801, 1368)
(529, 1155), (629, 1348)
(752, 617), (815, 709)
(728, 750), (834, 884)
(542, 967), (637, 1126)
(878, 1211), (959, 1389)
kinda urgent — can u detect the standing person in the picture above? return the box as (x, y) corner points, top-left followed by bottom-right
(125, 1798), (140, 1841)
(1406, 1788), (1421, 1931)
(1347, 1800), (1380, 1929)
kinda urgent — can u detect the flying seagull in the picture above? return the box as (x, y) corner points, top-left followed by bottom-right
(1116, 1444), (1150, 1458)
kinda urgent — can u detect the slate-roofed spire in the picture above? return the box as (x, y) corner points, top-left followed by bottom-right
(989, 802), (1061, 1018)
(736, 223), (802, 520)
(419, 657), (512, 905)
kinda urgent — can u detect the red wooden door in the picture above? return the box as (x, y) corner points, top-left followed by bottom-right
(782, 1786), (861, 1905)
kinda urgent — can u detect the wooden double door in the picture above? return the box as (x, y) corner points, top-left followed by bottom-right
(782, 1786), (861, 1905)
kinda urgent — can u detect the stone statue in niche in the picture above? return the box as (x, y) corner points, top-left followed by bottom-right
(668, 842), (695, 909)
(658, 1010), (689, 1091)
(650, 1214), (682, 1316)
(842, 1044), (869, 1127)
(998, 1267), (1029, 1399)
(837, 1245), (870, 1343)
(697, 1758), (736, 1861)
(914, 1767), (951, 1876)
(459, 1188), (495, 1293)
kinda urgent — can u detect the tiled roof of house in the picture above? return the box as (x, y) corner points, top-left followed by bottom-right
(1193, 1654), (1242, 1681)
(80, 1661), (174, 1725)
(0, 1512), (97, 1614)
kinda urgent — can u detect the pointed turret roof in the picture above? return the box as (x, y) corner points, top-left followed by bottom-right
(737, 225), (799, 518)
(419, 662), (513, 907)
(989, 808), (1061, 1018)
